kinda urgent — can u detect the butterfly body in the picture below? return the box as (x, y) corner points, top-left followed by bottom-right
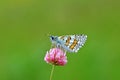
(50, 34), (87, 53)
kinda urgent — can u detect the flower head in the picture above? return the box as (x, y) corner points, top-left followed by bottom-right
(44, 48), (67, 66)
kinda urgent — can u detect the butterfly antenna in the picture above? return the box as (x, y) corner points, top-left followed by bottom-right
(47, 33), (51, 37)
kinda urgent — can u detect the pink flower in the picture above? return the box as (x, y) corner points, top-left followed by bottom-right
(44, 48), (67, 66)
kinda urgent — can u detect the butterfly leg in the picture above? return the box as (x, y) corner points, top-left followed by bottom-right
(62, 48), (66, 53)
(51, 43), (56, 48)
(52, 44), (66, 53)
(58, 46), (66, 53)
(56, 44), (61, 48)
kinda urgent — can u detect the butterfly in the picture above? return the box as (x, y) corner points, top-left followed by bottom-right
(49, 34), (87, 53)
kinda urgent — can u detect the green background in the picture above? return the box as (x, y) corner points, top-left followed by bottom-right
(0, 0), (120, 80)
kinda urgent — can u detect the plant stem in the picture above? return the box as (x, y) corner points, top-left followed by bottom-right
(50, 65), (55, 80)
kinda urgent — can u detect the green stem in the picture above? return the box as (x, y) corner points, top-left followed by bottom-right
(50, 65), (55, 80)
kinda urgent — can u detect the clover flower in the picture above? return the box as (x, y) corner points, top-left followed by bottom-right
(44, 48), (67, 66)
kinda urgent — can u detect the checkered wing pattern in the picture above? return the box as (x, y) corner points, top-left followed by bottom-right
(58, 34), (87, 53)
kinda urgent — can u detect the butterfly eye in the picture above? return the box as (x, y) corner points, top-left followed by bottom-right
(50, 36), (55, 40)
(51, 37), (54, 40)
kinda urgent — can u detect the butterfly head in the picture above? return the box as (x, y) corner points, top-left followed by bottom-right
(49, 36), (58, 43)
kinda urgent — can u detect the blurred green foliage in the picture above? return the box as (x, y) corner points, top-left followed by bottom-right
(0, 0), (120, 80)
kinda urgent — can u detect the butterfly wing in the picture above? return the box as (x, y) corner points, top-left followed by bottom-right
(58, 34), (87, 53)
